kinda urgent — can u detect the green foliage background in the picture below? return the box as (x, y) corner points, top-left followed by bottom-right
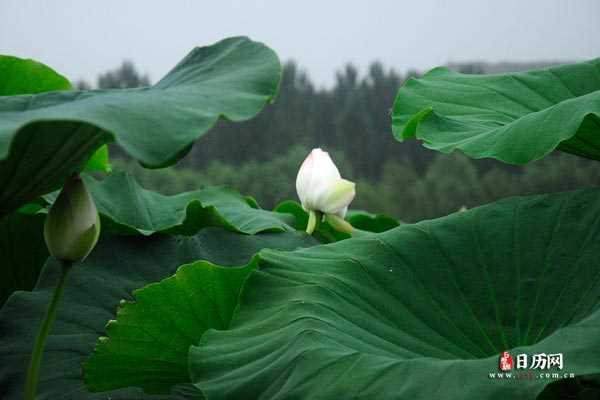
(95, 61), (600, 222)
(115, 149), (600, 223)
(4, 50), (598, 400)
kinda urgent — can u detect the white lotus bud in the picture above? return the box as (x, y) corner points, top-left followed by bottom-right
(296, 148), (356, 234)
(44, 175), (101, 262)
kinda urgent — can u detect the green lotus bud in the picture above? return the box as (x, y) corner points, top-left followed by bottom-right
(44, 175), (100, 262)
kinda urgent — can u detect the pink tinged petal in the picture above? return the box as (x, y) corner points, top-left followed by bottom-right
(311, 148), (341, 183)
(317, 179), (356, 215)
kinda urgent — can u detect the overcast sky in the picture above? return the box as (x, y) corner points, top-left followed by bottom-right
(1, 0), (599, 87)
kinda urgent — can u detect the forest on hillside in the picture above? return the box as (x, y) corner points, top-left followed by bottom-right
(82, 59), (600, 222)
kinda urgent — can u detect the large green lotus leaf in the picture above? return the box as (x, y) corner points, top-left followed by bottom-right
(0, 55), (110, 195)
(273, 200), (309, 230)
(0, 36), (281, 216)
(0, 55), (90, 306)
(345, 209), (401, 232)
(43, 172), (295, 235)
(392, 59), (600, 164)
(0, 55), (71, 95)
(191, 189), (600, 399)
(83, 207), (400, 395)
(0, 228), (316, 400)
(84, 257), (260, 394)
(0, 212), (48, 307)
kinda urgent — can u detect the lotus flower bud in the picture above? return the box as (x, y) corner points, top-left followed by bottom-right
(296, 148), (356, 234)
(44, 175), (101, 262)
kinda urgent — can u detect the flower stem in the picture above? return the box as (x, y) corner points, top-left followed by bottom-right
(24, 259), (72, 400)
(306, 210), (322, 234)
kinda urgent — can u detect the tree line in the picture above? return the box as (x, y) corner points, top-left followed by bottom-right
(83, 59), (600, 222)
